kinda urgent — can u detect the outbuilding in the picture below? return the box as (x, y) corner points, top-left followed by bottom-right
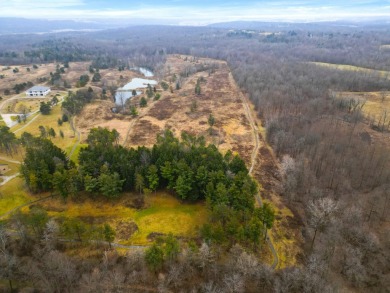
(25, 85), (51, 97)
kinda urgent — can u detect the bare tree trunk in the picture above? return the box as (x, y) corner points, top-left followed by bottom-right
(311, 229), (318, 250)
(9, 279), (13, 292)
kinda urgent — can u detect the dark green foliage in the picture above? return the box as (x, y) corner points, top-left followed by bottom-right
(0, 126), (18, 155)
(51, 96), (59, 105)
(147, 165), (159, 192)
(130, 105), (138, 117)
(154, 93), (161, 101)
(145, 243), (164, 272)
(76, 74), (89, 87)
(140, 97), (147, 107)
(62, 113), (69, 122)
(20, 136), (70, 193)
(208, 113), (215, 127)
(103, 224), (116, 247)
(87, 127), (119, 148)
(160, 81), (169, 91)
(145, 234), (180, 272)
(52, 168), (80, 200)
(62, 89), (95, 115)
(48, 128), (56, 138)
(13, 81), (33, 94)
(91, 56), (119, 69)
(97, 165), (124, 198)
(257, 202), (275, 240)
(39, 102), (51, 115)
(208, 113), (215, 135)
(78, 128), (253, 204)
(195, 84), (201, 95)
(92, 72), (102, 82)
(146, 84), (154, 98)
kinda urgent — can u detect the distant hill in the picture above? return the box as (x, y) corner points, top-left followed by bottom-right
(0, 18), (118, 35)
(208, 20), (390, 31)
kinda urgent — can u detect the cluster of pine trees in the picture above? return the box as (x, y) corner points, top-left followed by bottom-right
(19, 127), (273, 249)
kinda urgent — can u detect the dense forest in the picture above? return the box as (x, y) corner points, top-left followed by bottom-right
(1, 22), (390, 291)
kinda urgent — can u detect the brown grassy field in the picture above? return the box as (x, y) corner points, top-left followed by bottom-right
(124, 55), (254, 163)
(310, 62), (390, 79)
(335, 91), (390, 133)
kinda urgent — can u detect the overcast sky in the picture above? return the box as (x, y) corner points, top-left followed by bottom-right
(1, 0), (389, 25)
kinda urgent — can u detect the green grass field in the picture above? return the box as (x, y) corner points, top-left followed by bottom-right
(0, 159), (20, 176)
(0, 177), (33, 216)
(39, 192), (207, 245)
(11, 103), (79, 156)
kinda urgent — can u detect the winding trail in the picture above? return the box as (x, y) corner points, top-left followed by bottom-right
(13, 112), (40, 134)
(0, 173), (20, 187)
(0, 195), (52, 219)
(123, 118), (139, 146)
(0, 156), (21, 164)
(230, 73), (279, 269)
(68, 116), (81, 159)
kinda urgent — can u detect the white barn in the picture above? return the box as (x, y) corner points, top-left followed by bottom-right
(25, 86), (51, 97)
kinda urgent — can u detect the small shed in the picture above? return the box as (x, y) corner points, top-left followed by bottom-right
(0, 164), (9, 175)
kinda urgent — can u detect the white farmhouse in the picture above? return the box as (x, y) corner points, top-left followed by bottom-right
(25, 85), (51, 97)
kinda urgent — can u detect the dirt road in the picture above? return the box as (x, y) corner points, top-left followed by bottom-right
(230, 72), (279, 269)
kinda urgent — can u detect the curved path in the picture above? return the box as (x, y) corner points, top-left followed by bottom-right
(0, 156), (21, 164)
(230, 73), (279, 269)
(0, 195), (52, 219)
(0, 173), (20, 187)
(68, 116), (81, 159)
(13, 112), (40, 134)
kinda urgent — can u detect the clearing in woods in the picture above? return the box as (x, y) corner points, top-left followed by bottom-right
(334, 91), (390, 119)
(310, 61), (390, 78)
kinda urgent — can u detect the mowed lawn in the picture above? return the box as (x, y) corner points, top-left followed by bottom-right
(0, 177), (33, 216)
(12, 103), (78, 156)
(0, 159), (20, 176)
(39, 192), (208, 245)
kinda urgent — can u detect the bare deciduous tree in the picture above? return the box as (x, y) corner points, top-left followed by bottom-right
(307, 197), (338, 249)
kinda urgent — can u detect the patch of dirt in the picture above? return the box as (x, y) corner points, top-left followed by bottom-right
(115, 221), (139, 241)
(78, 216), (107, 225)
(147, 232), (166, 241)
(147, 95), (180, 120)
(129, 119), (162, 147)
(123, 196), (145, 210)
